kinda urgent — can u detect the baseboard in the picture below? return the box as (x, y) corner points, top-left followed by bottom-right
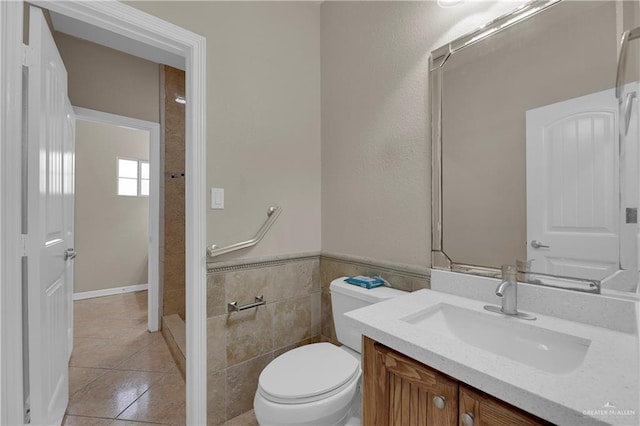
(73, 283), (149, 300)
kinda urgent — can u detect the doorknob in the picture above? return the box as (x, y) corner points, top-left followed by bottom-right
(530, 240), (550, 249)
(64, 248), (77, 261)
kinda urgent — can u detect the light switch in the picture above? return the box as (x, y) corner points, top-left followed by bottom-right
(211, 188), (224, 209)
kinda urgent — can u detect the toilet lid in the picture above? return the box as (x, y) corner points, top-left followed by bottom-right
(258, 343), (360, 401)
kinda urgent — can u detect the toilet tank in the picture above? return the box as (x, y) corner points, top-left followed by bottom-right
(329, 278), (406, 353)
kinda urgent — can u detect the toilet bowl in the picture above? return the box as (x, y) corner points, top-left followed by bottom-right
(253, 278), (407, 426)
(254, 343), (360, 426)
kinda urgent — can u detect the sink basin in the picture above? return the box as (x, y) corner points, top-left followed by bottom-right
(401, 303), (591, 374)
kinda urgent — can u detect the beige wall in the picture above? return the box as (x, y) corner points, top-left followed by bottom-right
(441, 1), (617, 269)
(54, 32), (160, 123)
(320, 1), (515, 267)
(127, 1), (322, 260)
(74, 119), (149, 293)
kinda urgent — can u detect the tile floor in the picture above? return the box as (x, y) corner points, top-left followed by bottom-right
(63, 290), (260, 426)
(63, 291), (186, 426)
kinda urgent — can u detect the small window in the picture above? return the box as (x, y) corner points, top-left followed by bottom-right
(140, 162), (150, 196)
(117, 158), (149, 197)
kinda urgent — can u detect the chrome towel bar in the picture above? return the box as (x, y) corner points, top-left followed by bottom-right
(228, 296), (265, 313)
(207, 206), (282, 259)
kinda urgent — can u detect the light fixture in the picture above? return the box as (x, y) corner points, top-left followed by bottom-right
(174, 95), (186, 105)
(437, 0), (463, 8)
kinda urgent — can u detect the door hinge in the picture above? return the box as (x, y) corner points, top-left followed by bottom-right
(22, 44), (35, 67)
(627, 208), (638, 224)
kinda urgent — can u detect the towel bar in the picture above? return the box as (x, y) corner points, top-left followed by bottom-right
(228, 296), (265, 313)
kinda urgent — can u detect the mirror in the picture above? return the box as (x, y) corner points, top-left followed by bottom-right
(430, 0), (640, 293)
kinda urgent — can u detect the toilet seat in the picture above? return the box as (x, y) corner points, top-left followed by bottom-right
(258, 343), (360, 405)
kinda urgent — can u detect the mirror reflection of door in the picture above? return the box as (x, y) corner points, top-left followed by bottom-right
(526, 89), (618, 280)
(526, 87), (637, 290)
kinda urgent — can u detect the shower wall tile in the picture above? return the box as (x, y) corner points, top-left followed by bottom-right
(224, 269), (271, 307)
(162, 65), (186, 319)
(207, 371), (226, 426)
(226, 304), (274, 366)
(272, 296), (311, 349)
(207, 274), (227, 318)
(226, 353), (273, 420)
(207, 316), (227, 373)
(310, 291), (321, 336)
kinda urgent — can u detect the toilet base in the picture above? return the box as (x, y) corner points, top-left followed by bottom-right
(254, 377), (360, 426)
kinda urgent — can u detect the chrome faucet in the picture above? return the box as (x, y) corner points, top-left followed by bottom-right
(484, 265), (536, 320)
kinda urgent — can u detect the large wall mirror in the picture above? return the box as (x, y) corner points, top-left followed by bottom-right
(431, 0), (640, 294)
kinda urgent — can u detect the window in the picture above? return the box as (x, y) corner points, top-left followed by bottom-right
(117, 158), (149, 197)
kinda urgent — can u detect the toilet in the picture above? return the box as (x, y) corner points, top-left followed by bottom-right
(253, 277), (406, 426)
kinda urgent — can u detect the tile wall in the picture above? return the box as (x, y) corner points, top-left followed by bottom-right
(162, 65), (186, 319)
(206, 255), (321, 424)
(205, 252), (430, 424)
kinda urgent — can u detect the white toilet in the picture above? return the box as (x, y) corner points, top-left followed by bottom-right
(253, 277), (406, 426)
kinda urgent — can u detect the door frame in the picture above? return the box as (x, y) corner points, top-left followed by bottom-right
(74, 107), (162, 333)
(0, 1), (208, 424)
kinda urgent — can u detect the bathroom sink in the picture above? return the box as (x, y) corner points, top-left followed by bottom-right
(401, 303), (591, 374)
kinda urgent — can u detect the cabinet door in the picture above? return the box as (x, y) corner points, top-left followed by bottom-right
(363, 337), (458, 426)
(459, 385), (551, 426)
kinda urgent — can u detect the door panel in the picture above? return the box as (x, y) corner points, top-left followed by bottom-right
(26, 6), (73, 424)
(526, 89), (619, 280)
(63, 100), (75, 359)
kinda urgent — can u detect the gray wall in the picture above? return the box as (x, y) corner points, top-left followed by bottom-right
(74, 119), (149, 293)
(54, 32), (160, 123)
(320, 1), (515, 267)
(128, 1), (322, 261)
(125, 1), (541, 270)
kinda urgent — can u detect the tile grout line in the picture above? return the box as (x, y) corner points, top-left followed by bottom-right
(68, 292), (164, 423)
(112, 373), (167, 422)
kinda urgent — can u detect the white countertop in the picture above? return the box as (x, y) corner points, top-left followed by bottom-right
(345, 287), (639, 426)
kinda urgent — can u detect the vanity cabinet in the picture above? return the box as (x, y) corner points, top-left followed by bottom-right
(459, 385), (548, 426)
(362, 337), (550, 426)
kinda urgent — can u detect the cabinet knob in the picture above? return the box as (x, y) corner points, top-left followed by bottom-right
(432, 395), (446, 409)
(461, 412), (475, 426)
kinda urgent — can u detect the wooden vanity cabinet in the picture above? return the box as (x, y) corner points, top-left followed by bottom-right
(459, 384), (550, 426)
(362, 337), (550, 426)
(363, 337), (458, 425)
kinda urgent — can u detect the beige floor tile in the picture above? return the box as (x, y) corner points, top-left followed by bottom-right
(74, 317), (147, 339)
(62, 415), (113, 425)
(74, 293), (147, 321)
(70, 334), (159, 368)
(116, 373), (186, 425)
(66, 291), (182, 425)
(221, 410), (258, 426)
(116, 340), (180, 373)
(74, 291), (148, 309)
(67, 370), (165, 418)
(69, 367), (110, 396)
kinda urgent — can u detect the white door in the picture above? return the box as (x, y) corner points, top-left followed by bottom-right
(26, 6), (74, 424)
(526, 89), (619, 281)
(63, 99), (76, 359)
